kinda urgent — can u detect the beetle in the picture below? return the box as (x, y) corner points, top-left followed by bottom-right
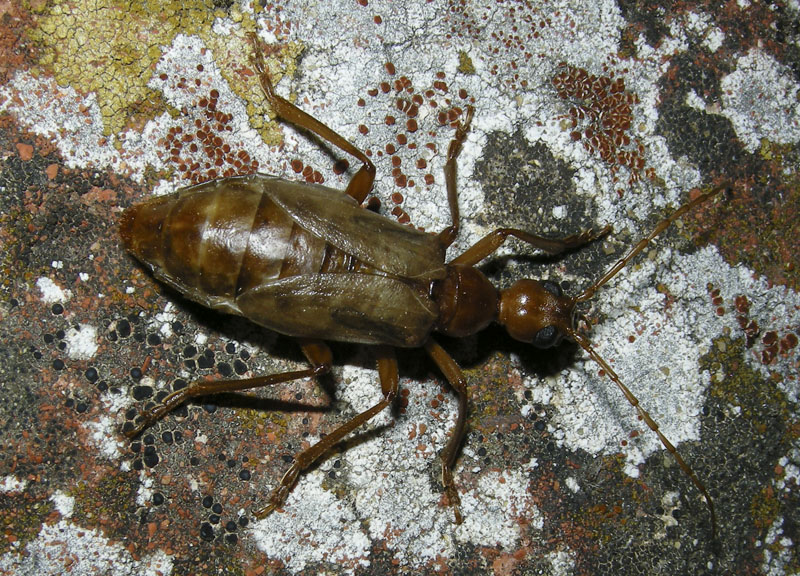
(121, 34), (719, 536)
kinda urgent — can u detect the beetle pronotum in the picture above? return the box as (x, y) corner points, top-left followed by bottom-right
(121, 33), (719, 536)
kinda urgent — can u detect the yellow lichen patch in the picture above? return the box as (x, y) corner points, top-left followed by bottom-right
(750, 485), (780, 532)
(29, 0), (300, 147)
(702, 335), (791, 425)
(32, 0), (217, 135)
(203, 31), (304, 145)
(457, 51), (475, 75)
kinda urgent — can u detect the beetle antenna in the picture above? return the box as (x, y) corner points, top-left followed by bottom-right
(567, 327), (718, 539)
(575, 184), (727, 303)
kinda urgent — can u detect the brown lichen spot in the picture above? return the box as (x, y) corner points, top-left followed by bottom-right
(446, 107), (462, 126)
(780, 333), (798, 353)
(552, 64), (648, 186)
(396, 98), (412, 115)
(16, 142), (34, 161)
(160, 91), (261, 182)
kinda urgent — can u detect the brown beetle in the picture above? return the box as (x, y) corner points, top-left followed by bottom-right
(121, 35), (719, 535)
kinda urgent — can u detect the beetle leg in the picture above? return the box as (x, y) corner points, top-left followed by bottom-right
(254, 346), (399, 519)
(437, 106), (474, 249)
(449, 225), (612, 268)
(249, 32), (376, 204)
(123, 340), (333, 438)
(424, 338), (468, 524)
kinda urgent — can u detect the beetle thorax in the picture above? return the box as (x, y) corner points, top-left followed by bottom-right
(432, 265), (498, 338)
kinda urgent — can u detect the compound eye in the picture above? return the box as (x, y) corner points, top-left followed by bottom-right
(532, 325), (561, 348)
(541, 280), (563, 297)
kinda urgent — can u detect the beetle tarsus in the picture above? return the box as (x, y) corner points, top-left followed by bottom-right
(253, 494), (284, 520)
(253, 500), (281, 519)
(445, 484), (464, 525)
(254, 467), (298, 520)
(125, 408), (165, 439)
(448, 105), (474, 162)
(578, 224), (612, 244)
(441, 458), (464, 524)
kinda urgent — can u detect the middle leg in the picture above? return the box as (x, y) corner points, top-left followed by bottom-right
(424, 338), (469, 524)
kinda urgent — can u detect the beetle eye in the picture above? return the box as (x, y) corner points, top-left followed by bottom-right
(532, 325), (561, 348)
(541, 280), (562, 297)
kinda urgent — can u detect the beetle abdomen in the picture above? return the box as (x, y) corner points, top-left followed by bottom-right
(120, 177), (332, 308)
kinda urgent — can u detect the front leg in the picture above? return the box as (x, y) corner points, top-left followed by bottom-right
(437, 106), (474, 249)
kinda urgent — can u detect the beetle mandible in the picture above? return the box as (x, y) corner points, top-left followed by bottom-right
(121, 33), (719, 536)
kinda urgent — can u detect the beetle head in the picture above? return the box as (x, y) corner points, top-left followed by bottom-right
(498, 279), (576, 348)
